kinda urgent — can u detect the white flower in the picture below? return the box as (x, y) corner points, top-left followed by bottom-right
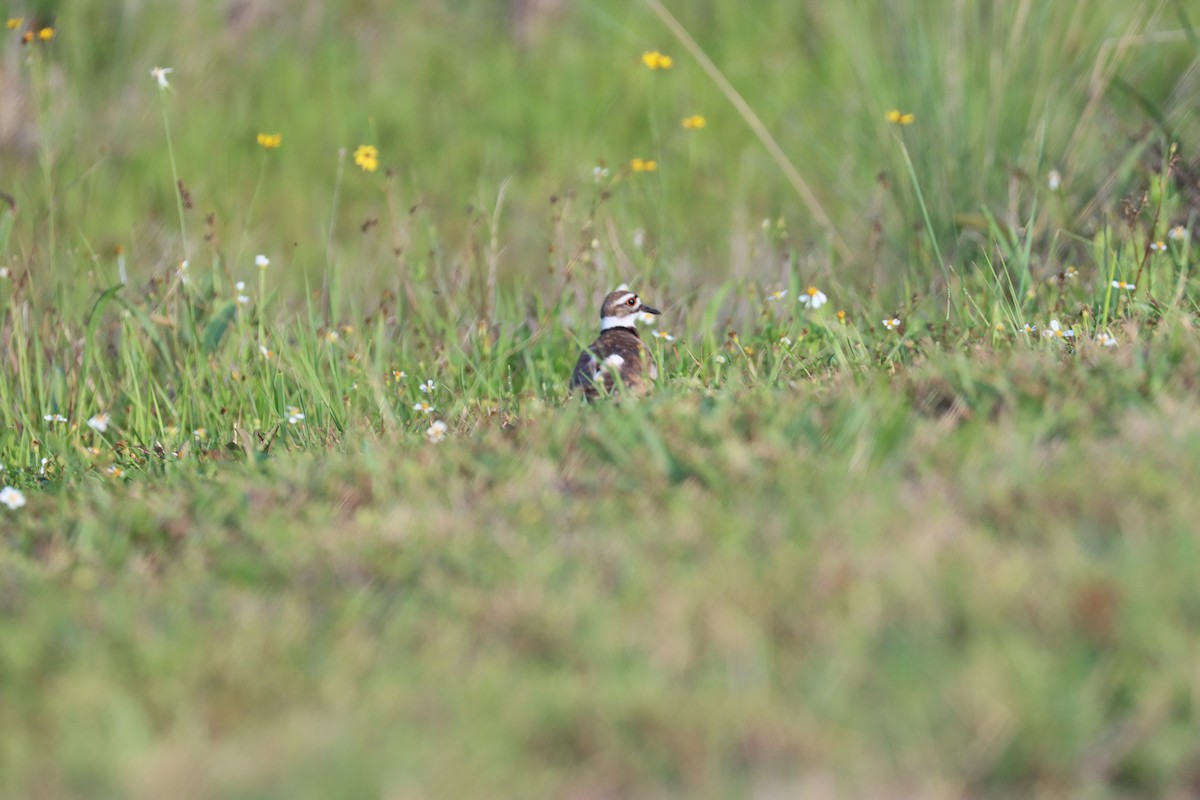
(150, 66), (173, 89)
(798, 287), (827, 309)
(0, 267), (9, 279)
(779, 336), (793, 346)
(592, 165), (609, 182)
(237, 295), (250, 304)
(0, 486), (25, 510)
(1149, 241), (1166, 253)
(1112, 280), (1135, 290)
(258, 344), (272, 359)
(636, 311), (659, 325)
(255, 254), (270, 269)
(39, 458), (48, 476)
(882, 317), (901, 331)
(1168, 225), (1186, 240)
(1023, 323), (1037, 334)
(287, 406), (305, 425)
(413, 400), (434, 414)
(1047, 169), (1061, 191)
(419, 379), (435, 394)
(714, 354), (726, 364)
(235, 281), (246, 291)
(767, 289), (788, 301)
(193, 428), (206, 440)
(1043, 319), (1074, 339)
(1096, 332), (1118, 348)
(651, 330), (676, 342)
(43, 413), (67, 423)
(426, 420), (448, 444)
(87, 413), (109, 433)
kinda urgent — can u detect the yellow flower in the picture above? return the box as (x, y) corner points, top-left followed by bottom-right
(257, 132), (282, 149)
(5, 18), (22, 29)
(37, 26), (54, 41)
(681, 115), (706, 130)
(353, 144), (379, 172)
(641, 50), (672, 70)
(630, 158), (657, 172)
(885, 109), (914, 125)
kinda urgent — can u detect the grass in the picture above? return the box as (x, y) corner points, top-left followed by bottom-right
(2, 0), (1200, 797)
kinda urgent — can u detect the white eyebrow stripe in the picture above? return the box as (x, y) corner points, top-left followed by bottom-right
(613, 293), (636, 307)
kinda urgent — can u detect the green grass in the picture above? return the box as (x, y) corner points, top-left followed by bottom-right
(2, 1), (1200, 797)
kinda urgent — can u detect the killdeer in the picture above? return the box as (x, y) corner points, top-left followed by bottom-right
(570, 288), (661, 399)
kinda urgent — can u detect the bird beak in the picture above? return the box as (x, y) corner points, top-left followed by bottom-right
(640, 304), (661, 315)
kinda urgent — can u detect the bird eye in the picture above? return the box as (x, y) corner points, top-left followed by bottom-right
(626, 297), (637, 306)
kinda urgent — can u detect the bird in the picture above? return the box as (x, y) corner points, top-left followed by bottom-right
(570, 288), (661, 399)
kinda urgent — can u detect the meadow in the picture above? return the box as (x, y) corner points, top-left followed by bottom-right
(2, 1), (1200, 797)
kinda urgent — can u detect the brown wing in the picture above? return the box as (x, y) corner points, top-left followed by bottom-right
(570, 346), (601, 398)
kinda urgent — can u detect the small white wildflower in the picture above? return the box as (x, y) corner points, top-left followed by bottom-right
(150, 66), (173, 89)
(39, 457), (48, 476)
(883, 317), (901, 331)
(1023, 323), (1037, 334)
(651, 330), (676, 342)
(1043, 319), (1074, 339)
(1096, 332), (1118, 348)
(592, 165), (609, 182)
(255, 254), (270, 269)
(419, 379), (435, 394)
(1149, 241), (1166, 253)
(0, 486), (25, 510)
(237, 294), (250, 304)
(326, 330), (339, 343)
(798, 286), (827, 309)
(779, 336), (793, 346)
(426, 420), (448, 444)
(1112, 280), (1135, 291)
(1047, 169), (1061, 191)
(105, 465), (123, 477)
(258, 344), (272, 359)
(43, 413), (66, 423)
(87, 413), (109, 433)
(1168, 225), (1186, 241)
(193, 428), (206, 440)
(714, 354), (726, 364)
(286, 406), (305, 425)
(235, 281), (246, 291)
(636, 311), (659, 325)
(0, 267), (9, 279)
(413, 400), (434, 414)
(767, 289), (788, 301)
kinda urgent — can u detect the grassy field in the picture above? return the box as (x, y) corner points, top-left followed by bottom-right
(3, 1), (1200, 797)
